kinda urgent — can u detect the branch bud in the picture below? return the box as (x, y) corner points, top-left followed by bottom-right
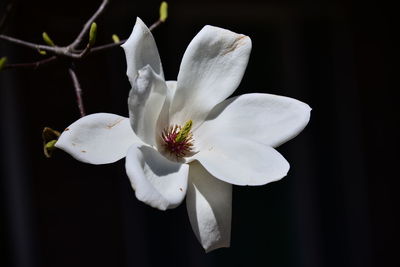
(44, 140), (57, 158)
(159, 2), (168, 22)
(112, 34), (120, 43)
(42, 127), (61, 158)
(42, 32), (55, 46)
(0, 57), (7, 71)
(89, 22), (97, 47)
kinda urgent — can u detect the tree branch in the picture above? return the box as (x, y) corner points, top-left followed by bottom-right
(90, 39), (125, 53)
(0, 0), (108, 58)
(68, 65), (86, 117)
(0, 0), (165, 62)
(149, 20), (162, 31)
(0, 34), (62, 53)
(0, 34), (95, 58)
(3, 56), (57, 70)
(0, 1), (166, 115)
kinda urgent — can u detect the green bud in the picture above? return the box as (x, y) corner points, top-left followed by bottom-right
(89, 22), (97, 47)
(159, 1), (168, 22)
(42, 32), (55, 46)
(175, 120), (192, 143)
(0, 57), (7, 71)
(43, 140), (57, 158)
(42, 127), (61, 158)
(112, 34), (120, 43)
(39, 50), (47, 55)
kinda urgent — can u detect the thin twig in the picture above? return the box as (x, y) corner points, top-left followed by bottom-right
(74, 43), (92, 58)
(68, 65), (86, 117)
(90, 39), (126, 53)
(0, 34), (60, 53)
(149, 20), (162, 31)
(70, 0), (109, 49)
(0, 34), (94, 58)
(3, 56), (57, 70)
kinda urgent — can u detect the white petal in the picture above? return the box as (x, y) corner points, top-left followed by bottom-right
(122, 17), (164, 85)
(192, 137), (289, 186)
(155, 80), (177, 130)
(186, 161), (232, 252)
(195, 93), (311, 148)
(128, 65), (167, 146)
(125, 144), (189, 210)
(55, 113), (139, 165)
(165, 80), (177, 101)
(169, 25), (252, 127)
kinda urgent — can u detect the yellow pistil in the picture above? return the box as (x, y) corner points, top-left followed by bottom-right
(175, 120), (193, 143)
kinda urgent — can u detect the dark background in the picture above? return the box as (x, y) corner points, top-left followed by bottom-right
(1, 0), (398, 266)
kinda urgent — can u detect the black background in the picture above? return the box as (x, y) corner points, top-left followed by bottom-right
(1, 0), (398, 266)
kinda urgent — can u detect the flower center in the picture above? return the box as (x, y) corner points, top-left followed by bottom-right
(161, 120), (194, 158)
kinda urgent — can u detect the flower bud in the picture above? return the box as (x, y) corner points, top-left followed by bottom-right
(89, 22), (97, 47)
(42, 127), (61, 158)
(159, 2), (168, 22)
(0, 57), (7, 71)
(42, 32), (55, 46)
(112, 34), (120, 43)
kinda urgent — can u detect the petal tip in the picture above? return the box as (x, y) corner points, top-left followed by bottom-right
(121, 17), (150, 49)
(135, 16), (144, 24)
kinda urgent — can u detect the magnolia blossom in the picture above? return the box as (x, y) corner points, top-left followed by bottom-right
(55, 18), (311, 252)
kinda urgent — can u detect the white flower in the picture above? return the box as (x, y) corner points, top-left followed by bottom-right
(55, 18), (311, 252)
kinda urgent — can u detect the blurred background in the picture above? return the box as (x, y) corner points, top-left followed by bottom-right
(0, 0), (398, 266)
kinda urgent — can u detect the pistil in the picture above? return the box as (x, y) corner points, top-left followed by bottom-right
(161, 120), (194, 158)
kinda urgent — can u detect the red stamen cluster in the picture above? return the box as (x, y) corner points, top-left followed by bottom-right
(161, 125), (194, 158)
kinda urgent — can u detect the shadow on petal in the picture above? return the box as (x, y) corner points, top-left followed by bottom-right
(186, 161), (232, 252)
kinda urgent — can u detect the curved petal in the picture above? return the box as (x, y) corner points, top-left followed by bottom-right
(125, 144), (189, 210)
(55, 113), (139, 165)
(122, 17), (164, 85)
(128, 65), (168, 146)
(156, 80), (177, 128)
(195, 93), (311, 148)
(191, 137), (289, 186)
(154, 80), (177, 151)
(165, 80), (177, 101)
(169, 25), (252, 127)
(186, 161), (232, 252)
